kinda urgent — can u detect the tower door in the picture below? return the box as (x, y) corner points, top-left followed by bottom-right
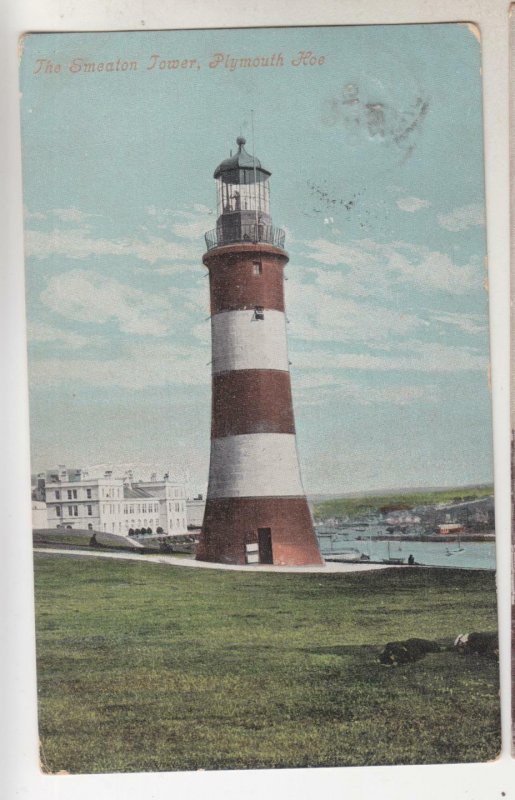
(258, 527), (273, 564)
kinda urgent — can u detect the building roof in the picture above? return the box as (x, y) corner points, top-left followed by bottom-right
(123, 486), (154, 499)
(213, 136), (271, 180)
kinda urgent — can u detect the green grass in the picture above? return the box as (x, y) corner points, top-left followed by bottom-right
(313, 485), (494, 520)
(34, 553), (500, 773)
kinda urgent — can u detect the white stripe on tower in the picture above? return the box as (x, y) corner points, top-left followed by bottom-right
(207, 433), (304, 498)
(211, 309), (289, 374)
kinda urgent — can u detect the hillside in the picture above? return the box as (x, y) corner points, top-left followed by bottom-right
(313, 485), (494, 521)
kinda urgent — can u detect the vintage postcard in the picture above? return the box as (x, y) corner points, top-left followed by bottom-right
(19, 23), (499, 773)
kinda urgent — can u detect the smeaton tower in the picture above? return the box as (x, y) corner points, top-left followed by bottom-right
(196, 137), (323, 567)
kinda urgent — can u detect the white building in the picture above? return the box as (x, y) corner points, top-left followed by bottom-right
(186, 495), (206, 528)
(44, 466), (187, 538)
(31, 501), (49, 529)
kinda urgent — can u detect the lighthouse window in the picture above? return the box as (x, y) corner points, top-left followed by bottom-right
(252, 261), (262, 275)
(254, 306), (265, 321)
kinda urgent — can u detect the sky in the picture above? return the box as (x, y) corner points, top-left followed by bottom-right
(19, 24), (492, 495)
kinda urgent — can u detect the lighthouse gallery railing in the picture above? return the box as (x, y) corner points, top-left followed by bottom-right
(204, 223), (285, 251)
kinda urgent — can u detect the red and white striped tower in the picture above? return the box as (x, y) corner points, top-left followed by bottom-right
(196, 137), (323, 566)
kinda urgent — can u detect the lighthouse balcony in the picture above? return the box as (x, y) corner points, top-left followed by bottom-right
(204, 222), (285, 251)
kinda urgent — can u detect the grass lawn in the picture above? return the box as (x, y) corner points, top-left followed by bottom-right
(34, 553), (500, 773)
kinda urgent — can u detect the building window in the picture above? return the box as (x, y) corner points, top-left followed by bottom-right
(155, 503), (159, 513)
(87, 505), (92, 516)
(142, 504), (147, 514)
(252, 260), (262, 275)
(56, 506), (61, 517)
(254, 306), (264, 321)
(55, 490), (60, 500)
(176, 518), (180, 528)
(72, 489), (77, 499)
(86, 488), (92, 499)
(68, 506), (73, 516)
(175, 502), (180, 512)
(129, 505), (134, 514)
(67, 490), (72, 499)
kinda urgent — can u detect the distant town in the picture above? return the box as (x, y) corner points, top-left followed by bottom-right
(312, 486), (495, 544)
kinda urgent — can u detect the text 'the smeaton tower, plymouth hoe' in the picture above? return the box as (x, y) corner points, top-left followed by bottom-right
(196, 137), (323, 566)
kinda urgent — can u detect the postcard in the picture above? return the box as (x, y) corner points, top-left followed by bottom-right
(19, 23), (499, 773)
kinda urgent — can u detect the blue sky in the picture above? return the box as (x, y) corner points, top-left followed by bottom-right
(20, 24), (492, 494)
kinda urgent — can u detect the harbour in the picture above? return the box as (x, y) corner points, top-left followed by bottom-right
(316, 528), (496, 570)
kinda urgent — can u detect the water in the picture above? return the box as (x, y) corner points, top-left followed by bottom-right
(316, 531), (496, 571)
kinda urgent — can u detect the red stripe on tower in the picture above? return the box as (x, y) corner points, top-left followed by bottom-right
(196, 136), (323, 567)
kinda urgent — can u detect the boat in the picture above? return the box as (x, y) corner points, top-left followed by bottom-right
(325, 547), (363, 563)
(446, 543), (465, 556)
(382, 541), (406, 565)
(445, 531), (465, 556)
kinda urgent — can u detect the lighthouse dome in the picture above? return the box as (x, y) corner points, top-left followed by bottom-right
(214, 137), (271, 180)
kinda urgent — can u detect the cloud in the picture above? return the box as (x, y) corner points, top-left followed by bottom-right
(134, 263), (198, 276)
(301, 238), (482, 296)
(40, 270), (176, 336)
(429, 310), (487, 336)
(23, 206), (46, 221)
(25, 227), (198, 264)
(284, 252), (485, 350)
(30, 340), (210, 390)
(172, 211), (214, 241)
(27, 320), (97, 349)
(293, 377), (439, 408)
(396, 196), (430, 213)
(291, 340), (488, 373)
(146, 204), (214, 241)
(286, 276), (423, 344)
(437, 203), (485, 232)
(52, 208), (97, 224)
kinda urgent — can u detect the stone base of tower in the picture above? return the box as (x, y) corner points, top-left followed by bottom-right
(196, 496), (324, 566)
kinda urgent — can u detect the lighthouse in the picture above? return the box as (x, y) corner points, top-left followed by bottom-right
(196, 137), (323, 567)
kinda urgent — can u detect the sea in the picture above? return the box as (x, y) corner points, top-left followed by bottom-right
(316, 528), (496, 571)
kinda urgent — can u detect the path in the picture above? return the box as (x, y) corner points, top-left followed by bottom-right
(33, 547), (398, 573)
